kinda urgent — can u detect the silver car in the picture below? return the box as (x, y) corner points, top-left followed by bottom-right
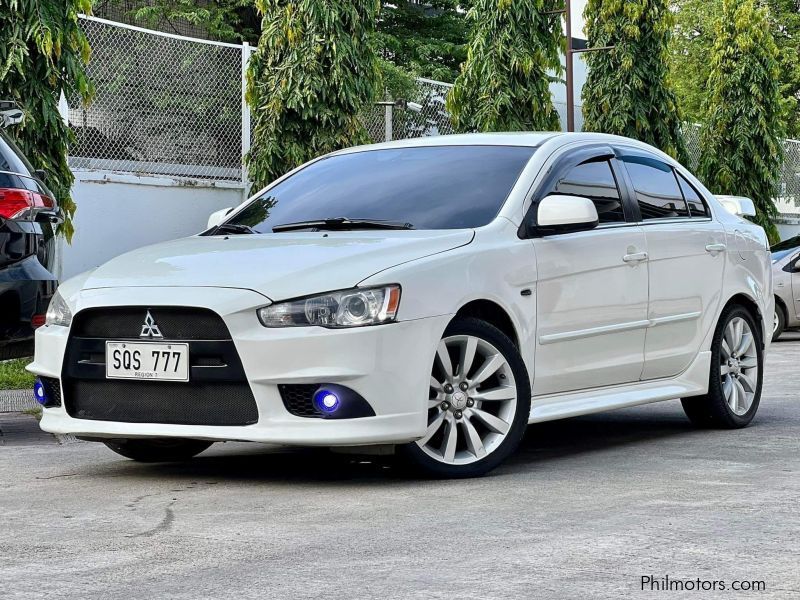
(772, 235), (800, 340)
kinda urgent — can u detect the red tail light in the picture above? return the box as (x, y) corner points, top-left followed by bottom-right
(0, 187), (54, 220)
(31, 314), (46, 328)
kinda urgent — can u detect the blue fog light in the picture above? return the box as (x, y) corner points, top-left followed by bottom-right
(33, 379), (48, 406)
(313, 389), (340, 413)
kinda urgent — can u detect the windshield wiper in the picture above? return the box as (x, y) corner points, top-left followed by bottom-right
(272, 217), (415, 233)
(210, 223), (257, 235)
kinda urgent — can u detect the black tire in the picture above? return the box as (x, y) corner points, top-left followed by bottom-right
(681, 304), (763, 428)
(104, 438), (213, 462)
(772, 302), (785, 342)
(397, 317), (531, 478)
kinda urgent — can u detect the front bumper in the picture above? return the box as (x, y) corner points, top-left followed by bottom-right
(29, 286), (450, 446)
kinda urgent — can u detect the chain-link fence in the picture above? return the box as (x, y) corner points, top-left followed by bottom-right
(66, 15), (800, 214)
(362, 78), (456, 143)
(67, 15), (247, 183)
(779, 139), (800, 208)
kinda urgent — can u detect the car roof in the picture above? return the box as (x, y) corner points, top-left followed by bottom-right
(331, 132), (678, 162)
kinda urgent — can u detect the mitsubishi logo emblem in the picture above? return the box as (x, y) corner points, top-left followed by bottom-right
(140, 310), (163, 339)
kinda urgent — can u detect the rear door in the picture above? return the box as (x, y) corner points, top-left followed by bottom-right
(530, 147), (649, 395)
(617, 150), (726, 380)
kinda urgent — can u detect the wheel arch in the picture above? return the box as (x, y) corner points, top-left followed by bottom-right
(774, 294), (788, 321)
(454, 299), (520, 348)
(721, 293), (765, 345)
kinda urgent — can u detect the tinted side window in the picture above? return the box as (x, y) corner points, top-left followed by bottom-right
(676, 172), (709, 217)
(623, 156), (689, 220)
(552, 159), (624, 223)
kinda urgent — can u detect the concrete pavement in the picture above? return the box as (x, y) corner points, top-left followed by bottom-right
(1, 337), (799, 599)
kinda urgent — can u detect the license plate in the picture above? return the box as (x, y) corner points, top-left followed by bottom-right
(106, 342), (190, 382)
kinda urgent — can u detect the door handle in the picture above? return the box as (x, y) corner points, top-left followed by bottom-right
(705, 243), (727, 254)
(623, 251), (648, 264)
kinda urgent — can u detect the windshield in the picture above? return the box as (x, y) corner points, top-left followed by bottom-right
(224, 145), (536, 232)
(772, 248), (796, 263)
(771, 235), (800, 253)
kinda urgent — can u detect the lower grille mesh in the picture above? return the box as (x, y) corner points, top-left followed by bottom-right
(65, 380), (258, 426)
(40, 377), (62, 408)
(279, 384), (323, 418)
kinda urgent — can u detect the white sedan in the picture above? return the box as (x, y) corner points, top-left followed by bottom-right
(29, 133), (772, 477)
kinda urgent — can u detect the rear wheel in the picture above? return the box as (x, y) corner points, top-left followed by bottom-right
(398, 317), (530, 478)
(681, 305), (763, 428)
(104, 438), (213, 462)
(772, 303), (785, 342)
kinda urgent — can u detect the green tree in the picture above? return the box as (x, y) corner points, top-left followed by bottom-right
(668, 0), (717, 124)
(377, 0), (469, 84)
(0, 0), (94, 240)
(246, 0), (381, 189)
(698, 0), (786, 243)
(92, 0), (260, 43)
(670, 0), (800, 137)
(447, 0), (562, 133)
(582, 0), (687, 162)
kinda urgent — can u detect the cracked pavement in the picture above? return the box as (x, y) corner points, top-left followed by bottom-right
(1, 337), (799, 599)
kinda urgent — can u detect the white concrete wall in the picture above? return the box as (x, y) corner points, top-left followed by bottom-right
(58, 171), (246, 281)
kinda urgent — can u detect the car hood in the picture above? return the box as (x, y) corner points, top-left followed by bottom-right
(80, 230), (475, 300)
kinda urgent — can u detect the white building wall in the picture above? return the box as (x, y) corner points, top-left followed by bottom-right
(58, 171), (246, 281)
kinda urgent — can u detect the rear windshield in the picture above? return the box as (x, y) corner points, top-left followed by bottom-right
(0, 130), (35, 176)
(226, 145), (536, 231)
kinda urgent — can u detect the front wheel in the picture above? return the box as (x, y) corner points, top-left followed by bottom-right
(398, 317), (531, 478)
(681, 305), (763, 428)
(772, 304), (785, 342)
(104, 438), (213, 462)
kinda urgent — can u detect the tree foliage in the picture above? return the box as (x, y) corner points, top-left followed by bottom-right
(93, 0), (261, 43)
(377, 0), (469, 84)
(0, 0), (94, 240)
(698, 0), (786, 243)
(447, 0), (562, 133)
(245, 0), (381, 190)
(670, 0), (800, 137)
(582, 0), (686, 162)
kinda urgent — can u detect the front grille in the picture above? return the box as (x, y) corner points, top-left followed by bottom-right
(279, 384), (323, 418)
(64, 380), (258, 425)
(63, 306), (258, 426)
(71, 307), (229, 340)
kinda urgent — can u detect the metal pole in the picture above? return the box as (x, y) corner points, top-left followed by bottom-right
(385, 104), (393, 142)
(565, 0), (574, 133)
(241, 41), (252, 194)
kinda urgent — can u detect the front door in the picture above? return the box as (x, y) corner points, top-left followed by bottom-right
(531, 156), (649, 396)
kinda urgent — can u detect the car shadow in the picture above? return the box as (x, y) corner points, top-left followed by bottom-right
(98, 400), (714, 484)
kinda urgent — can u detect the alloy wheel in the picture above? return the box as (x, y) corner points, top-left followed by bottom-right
(773, 310), (779, 334)
(720, 316), (759, 416)
(417, 334), (518, 465)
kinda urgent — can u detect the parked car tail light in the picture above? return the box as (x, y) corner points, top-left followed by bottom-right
(0, 188), (54, 220)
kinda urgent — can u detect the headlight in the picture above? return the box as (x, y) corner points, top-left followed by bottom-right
(45, 291), (72, 327)
(258, 285), (401, 328)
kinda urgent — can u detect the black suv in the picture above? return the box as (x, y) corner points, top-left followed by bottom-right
(0, 102), (60, 359)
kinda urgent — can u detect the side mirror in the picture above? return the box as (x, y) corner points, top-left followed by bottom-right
(207, 206), (234, 229)
(533, 194), (599, 236)
(716, 195), (756, 217)
(0, 101), (23, 128)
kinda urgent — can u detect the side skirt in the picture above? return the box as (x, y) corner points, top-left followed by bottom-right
(528, 351), (711, 424)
